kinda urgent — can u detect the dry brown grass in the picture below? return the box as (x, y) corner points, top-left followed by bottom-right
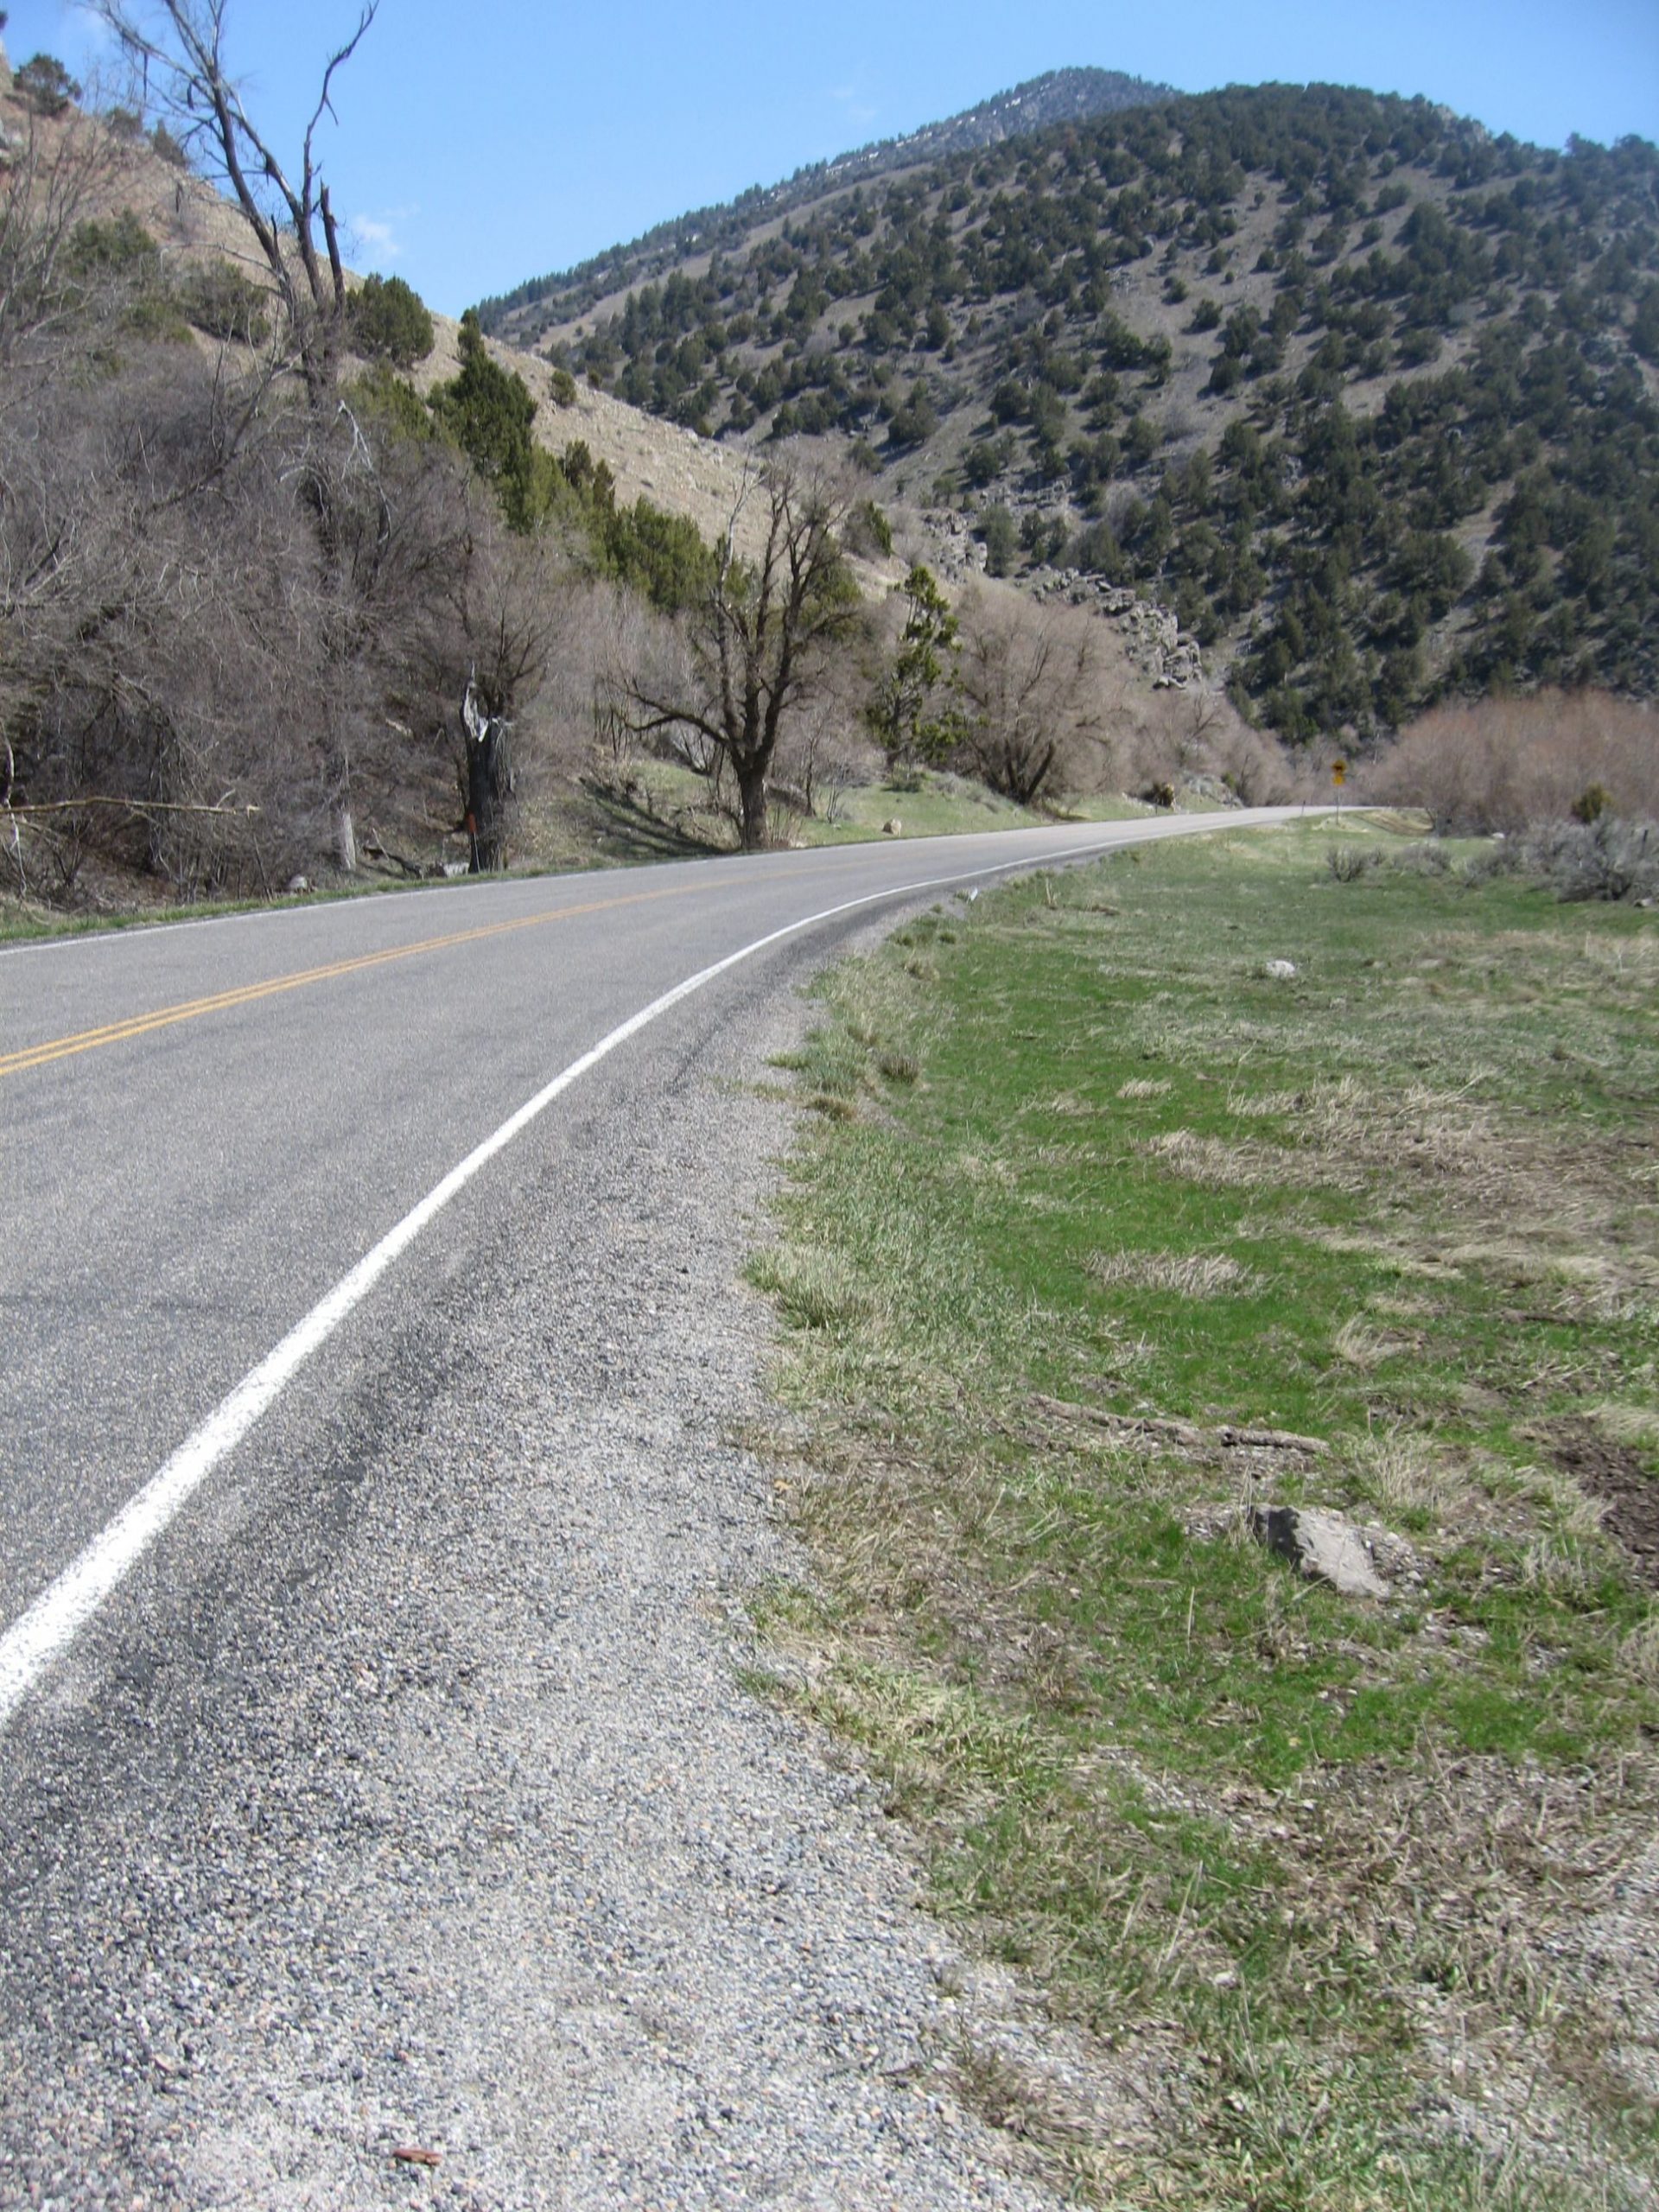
(1274, 1751), (1659, 2130)
(1332, 1315), (1401, 1369)
(1086, 1249), (1253, 1297)
(1141, 1126), (1356, 1192)
(1618, 1612), (1659, 1689)
(1594, 1403), (1659, 1454)
(1346, 1430), (1475, 1523)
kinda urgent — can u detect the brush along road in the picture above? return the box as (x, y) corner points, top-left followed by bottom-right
(0, 813), (1300, 2206)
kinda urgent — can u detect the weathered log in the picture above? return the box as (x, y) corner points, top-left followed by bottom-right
(1029, 1395), (1327, 1456)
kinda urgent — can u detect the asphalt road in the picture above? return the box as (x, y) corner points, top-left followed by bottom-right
(0, 812), (1301, 2204)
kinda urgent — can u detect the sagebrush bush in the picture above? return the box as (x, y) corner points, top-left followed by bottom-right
(1389, 841), (1454, 878)
(1520, 817), (1659, 903)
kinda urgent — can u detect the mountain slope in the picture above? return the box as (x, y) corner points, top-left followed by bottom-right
(493, 81), (1659, 742)
(477, 67), (1173, 341)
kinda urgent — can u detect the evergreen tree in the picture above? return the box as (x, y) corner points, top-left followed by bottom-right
(349, 273), (435, 370)
(868, 565), (963, 769)
(428, 312), (548, 531)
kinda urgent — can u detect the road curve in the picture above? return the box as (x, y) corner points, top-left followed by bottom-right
(2, 811), (1297, 1694)
(0, 810), (1302, 2204)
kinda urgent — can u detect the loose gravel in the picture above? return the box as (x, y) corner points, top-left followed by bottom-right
(0, 949), (1085, 2208)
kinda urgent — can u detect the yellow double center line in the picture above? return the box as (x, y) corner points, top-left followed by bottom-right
(1, 877), (753, 1082)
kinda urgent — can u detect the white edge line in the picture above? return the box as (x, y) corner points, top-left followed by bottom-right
(0, 816), (1284, 1727)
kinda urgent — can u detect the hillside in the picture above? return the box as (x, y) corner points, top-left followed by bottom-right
(497, 82), (1659, 744)
(0, 64), (780, 566)
(478, 67), (1173, 339)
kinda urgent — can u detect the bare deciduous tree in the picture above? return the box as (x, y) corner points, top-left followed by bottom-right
(92, 0), (377, 400)
(459, 677), (511, 872)
(0, 62), (153, 396)
(0, 3), (574, 906)
(0, 315), (524, 899)
(955, 588), (1106, 808)
(622, 461), (860, 849)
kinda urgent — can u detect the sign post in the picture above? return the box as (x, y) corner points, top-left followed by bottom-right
(1332, 758), (1346, 815)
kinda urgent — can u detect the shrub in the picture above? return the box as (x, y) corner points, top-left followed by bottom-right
(428, 309), (543, 529)
(66, 213), (156, 279)
(1367, 690), (1659, 833)
(1389, 840), (1452, 878)
(16, 53), (79, 115)
(181, 260), (270, 346)
(1520, 817), (1659, 904)
(347, 272), (434, 370)
(843, 498), (893, 559)
(345, 363), (434, 444)
(976, 503), (1017, 576)
(596, 497), (714, 613)
(1571, 781), (1611, 824)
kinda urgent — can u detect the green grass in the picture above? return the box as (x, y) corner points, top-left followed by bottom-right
(797, 766), (1142, 845)
(750, 816), (1659, 2209)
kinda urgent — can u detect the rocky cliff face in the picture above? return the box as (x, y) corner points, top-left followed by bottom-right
(925, 510), (990, 586)
(922, 512), (1205, 689)
(1034, 573), (1206, 690)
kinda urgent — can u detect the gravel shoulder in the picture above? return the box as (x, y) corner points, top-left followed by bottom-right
(0, 933), (1081, 2209)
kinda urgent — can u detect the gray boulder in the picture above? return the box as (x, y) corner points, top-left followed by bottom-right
(1250, 1503), (1390, 1599)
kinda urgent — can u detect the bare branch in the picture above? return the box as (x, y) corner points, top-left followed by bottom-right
(91, 0), (378, 399)
(5, 795), (260, 816)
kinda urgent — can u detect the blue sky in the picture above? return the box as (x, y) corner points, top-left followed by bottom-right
(9, 2), (1657, 316)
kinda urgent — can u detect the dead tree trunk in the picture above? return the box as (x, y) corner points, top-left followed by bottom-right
(461, 677), (512, 873)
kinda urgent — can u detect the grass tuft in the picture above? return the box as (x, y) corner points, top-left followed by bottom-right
(1086, 1249), (1253, 1298)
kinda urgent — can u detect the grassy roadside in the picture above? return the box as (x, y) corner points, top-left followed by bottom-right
(568, 757), (1148, 855)
(795, 771), (1145, 845)
(0, 766), (1143, 945)
(747, 815), (1659, 2209)
(0, 865), (527, 947)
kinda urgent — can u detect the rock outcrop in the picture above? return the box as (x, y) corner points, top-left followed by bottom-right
(1033, 570), (1205, 689)
(926, 509), (991, 586)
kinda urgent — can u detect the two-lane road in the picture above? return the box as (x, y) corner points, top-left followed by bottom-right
(0, 811), (1306, 2208)
(2, 814), (1293, 1708)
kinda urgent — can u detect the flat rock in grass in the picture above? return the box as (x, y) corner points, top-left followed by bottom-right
(1249, 1503), (1391, 1599)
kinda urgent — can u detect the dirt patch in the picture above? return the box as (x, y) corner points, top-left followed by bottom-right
(1549, 1423), (1659, 1587)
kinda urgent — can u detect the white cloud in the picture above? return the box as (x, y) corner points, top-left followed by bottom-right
(63, 3), (117, 52)
(348, 208), (415, 264)
(826, 84), (878, 133)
